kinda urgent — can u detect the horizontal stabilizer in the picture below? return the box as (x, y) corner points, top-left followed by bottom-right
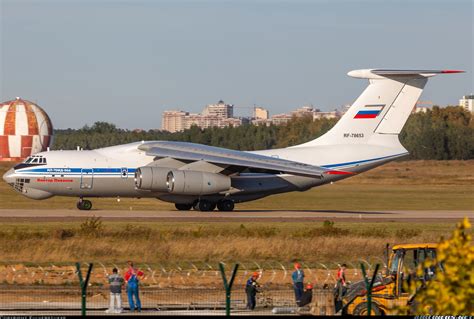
(348, 69), (464, 79)
(373, 69), (464, 75)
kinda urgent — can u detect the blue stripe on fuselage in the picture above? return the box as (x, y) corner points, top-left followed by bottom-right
(14, 153), (408, 176)
(15, 168), (137, 175)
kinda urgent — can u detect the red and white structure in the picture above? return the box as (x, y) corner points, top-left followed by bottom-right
(0, 97), (53, 161)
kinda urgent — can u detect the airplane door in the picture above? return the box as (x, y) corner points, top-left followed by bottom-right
(80, 169), (94, 189)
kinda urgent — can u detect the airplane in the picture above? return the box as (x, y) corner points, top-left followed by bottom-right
(3, 69), (463, 211)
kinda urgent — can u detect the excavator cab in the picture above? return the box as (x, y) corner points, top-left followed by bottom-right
(344, 243), (440, 315)
(389, 244), (439, 296)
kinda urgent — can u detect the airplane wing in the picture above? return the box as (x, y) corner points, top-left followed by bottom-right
(138, 141), (327, 178)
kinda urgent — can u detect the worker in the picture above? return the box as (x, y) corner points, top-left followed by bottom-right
(291, 262), (305, 304)
(105, 268), (124, 313)
(245, 272), (260, 310)
(336, 263), (347, 287)
(334, 263), (347, 313)
(297, 283), (313, 307)
(124, 261), (144, 312)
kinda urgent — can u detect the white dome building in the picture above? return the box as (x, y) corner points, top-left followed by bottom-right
(0, 97), (53, 161)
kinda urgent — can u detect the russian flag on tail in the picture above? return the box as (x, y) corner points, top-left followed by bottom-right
(354, 104), (385, 119)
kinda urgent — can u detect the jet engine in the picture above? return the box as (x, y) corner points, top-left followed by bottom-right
(166, 170), (231, 195)
(134, 166), (170, 192)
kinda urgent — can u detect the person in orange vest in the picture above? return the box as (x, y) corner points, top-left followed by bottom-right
(334, 263), (347, 313)
(291, 262), (305, 304)
(336, 264), (347, 287)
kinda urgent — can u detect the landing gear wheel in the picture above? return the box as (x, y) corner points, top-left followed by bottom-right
(175, 203), (193, 211)
(194, 200), (213, 212)
(217, 199), (234, 211)
(353, 302), (382, 316)
(77, 199), (92, 211)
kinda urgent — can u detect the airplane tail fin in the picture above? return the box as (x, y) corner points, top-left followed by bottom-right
(300, 69), (463, 148)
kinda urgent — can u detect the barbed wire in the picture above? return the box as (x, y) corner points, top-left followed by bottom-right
(0, 260), (387, 288)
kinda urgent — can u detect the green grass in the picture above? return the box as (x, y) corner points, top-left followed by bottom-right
(0, 219), (460, 265)
(1, 160), (473, 210)
(239, 184), (474, 211)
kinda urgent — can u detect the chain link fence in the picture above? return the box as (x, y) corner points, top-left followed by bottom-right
(0, 261), (387, 315)
(0, 285), (337, 315)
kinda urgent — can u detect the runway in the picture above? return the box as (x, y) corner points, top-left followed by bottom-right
(0, 209), (472, 222)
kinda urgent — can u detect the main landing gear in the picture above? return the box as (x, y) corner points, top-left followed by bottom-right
(77, 198), (92, 210)
(175, 199), (235, 212)
(216, 199), (234, 212)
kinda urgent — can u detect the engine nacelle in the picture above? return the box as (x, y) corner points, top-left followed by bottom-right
(166, 170), (231, 195)
(134, 166), (170, 192)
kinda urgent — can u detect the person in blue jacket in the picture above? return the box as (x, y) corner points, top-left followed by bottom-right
(292, 262), (305, 304)
(245, 272), (260, 310)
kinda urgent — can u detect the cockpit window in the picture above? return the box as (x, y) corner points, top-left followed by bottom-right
(23, 156), (47, 164)
(15, 155), (47, 169)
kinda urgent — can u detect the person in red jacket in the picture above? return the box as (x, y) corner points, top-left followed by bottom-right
(124, 261), (144, 312)
(336, 264), (347, 286)
(334, 263), (347, 313)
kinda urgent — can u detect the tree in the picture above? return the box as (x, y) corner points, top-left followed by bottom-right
(51, 107), (473, 160)
(401, 217), (474, 315)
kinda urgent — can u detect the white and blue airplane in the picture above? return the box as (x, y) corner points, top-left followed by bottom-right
(3, 69), (463, 211)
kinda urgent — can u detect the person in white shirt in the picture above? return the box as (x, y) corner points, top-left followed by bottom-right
(106, 268), (124, 313)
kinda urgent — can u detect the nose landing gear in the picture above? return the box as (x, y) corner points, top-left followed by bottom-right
(77, 198), (92, 210)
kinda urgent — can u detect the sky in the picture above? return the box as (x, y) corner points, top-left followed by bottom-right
(1, 0), (473, 129)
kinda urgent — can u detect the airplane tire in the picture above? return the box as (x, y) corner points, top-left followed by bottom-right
(217, 199), (234, 212)
(175, 203), (193, 211)
(196, 200), (213, 212)
(77, 200), (92, 211)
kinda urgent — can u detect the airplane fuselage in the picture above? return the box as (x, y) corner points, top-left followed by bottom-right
(3, 140), (407, 205)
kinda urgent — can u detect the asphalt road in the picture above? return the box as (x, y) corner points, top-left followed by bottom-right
(0, 209), (472, 222)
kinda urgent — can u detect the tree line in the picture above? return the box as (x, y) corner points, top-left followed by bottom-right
(52, 106), (474, 160)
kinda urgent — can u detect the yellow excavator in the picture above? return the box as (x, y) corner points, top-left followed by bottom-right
(342, 243), (441, 315)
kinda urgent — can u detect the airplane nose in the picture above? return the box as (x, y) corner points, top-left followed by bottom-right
(3, 168), (15, 185)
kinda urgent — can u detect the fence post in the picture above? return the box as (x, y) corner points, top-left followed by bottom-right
(360, 263), (380, 316)
(219, 262), (239, 317)
(76, 262), (94, 317)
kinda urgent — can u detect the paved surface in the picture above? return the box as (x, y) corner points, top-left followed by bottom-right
(0, 209), (472, 222)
